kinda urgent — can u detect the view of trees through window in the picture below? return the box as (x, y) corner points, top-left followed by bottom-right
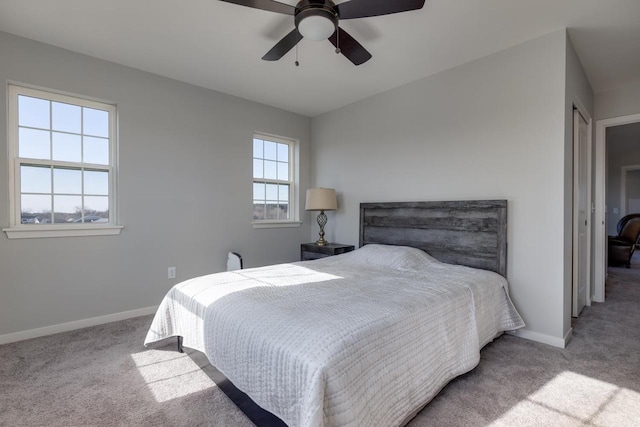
(21, 207), (109, 224)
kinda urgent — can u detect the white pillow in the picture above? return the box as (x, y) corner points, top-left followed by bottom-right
(342, 244), (439, 270)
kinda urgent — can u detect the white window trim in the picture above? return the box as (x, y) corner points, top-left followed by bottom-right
(3, 225), (123, 239)
(3, 83), (121, 239)
(251, 132), (300, 229)
(251, 220), (302, 229)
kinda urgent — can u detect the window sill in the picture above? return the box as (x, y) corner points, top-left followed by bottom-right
(3, 225), (123, 239)
(252, 221), (302, 229)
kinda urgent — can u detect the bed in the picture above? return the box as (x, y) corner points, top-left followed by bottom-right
(144, 200), (524, 427)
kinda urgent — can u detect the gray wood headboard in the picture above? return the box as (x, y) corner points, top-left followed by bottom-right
(359, 200), (507, 276)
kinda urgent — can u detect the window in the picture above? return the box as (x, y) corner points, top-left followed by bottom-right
(4, 84), (121, 239)
(252, 134), (299, 227)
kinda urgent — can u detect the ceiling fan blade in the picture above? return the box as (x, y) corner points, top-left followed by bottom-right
(329, 27), (372, 66)
(262, 28), (304, 61)
(336, 0), (425, 20)
(219, 0), (295, 15)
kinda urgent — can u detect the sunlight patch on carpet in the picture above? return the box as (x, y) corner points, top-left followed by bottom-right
(131, 350), (216, 403)
(489, 371), (640, 426)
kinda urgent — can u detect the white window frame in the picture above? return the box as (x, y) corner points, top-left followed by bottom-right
(3, 83), (122, 239)
(252, 132), (301, 229)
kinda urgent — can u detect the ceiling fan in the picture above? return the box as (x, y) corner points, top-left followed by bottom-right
(219, 0), (426, 66)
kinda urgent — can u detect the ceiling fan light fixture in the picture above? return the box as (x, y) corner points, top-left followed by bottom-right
(295, 5), (338, 41)
(298, 15), (335, 40)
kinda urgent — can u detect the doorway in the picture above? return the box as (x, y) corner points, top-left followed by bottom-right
(594, 113), (640, 302)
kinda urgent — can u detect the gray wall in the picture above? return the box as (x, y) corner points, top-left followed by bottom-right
(627, 170), (640, 204)
(595, 80), (640, 121)
(606, 123), (640, 234)
(311, 30), (581, 345)
(0, 32), (312, 336)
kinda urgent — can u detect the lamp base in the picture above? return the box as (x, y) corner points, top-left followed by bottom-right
(316, 210), (328, 246)
(315, 236), (328, 246)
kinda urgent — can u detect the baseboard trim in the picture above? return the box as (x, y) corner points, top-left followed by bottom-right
(563, 327), (573, 346)
(0, 305), (158, 345)
(506, 327), (570, 348)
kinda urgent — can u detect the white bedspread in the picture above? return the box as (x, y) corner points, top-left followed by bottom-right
(145, 244), (524, 427)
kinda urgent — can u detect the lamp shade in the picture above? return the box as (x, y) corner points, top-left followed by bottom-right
(305, 188), (337, 211)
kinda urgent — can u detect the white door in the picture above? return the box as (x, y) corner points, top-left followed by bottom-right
(573, 110), (589, 317)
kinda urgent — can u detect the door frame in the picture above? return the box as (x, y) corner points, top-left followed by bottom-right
(573, 108), (590, 316)
(620, 165), (640, 217)
(594, 112), (640, 302)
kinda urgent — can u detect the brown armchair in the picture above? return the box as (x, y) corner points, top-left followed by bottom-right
(608, 213), (640, 268)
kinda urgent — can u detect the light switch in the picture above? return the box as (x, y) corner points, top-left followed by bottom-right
(613, 207), (619, 214)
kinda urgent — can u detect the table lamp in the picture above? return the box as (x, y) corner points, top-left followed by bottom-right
(305, 188), (338, 246)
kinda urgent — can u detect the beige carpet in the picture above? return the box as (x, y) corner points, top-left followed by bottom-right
(1, 265), (639, 427)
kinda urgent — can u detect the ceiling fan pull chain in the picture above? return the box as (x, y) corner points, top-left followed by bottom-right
(295, 43), (300, 67)
(335, 29), (340, 54)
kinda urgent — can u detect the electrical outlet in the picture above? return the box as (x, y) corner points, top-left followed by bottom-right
(168, 266), (176, 279)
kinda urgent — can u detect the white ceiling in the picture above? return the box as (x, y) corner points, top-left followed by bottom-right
(0, 0), (639, 117)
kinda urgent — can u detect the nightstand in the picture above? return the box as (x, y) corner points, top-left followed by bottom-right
(300, 243), (355, 261)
